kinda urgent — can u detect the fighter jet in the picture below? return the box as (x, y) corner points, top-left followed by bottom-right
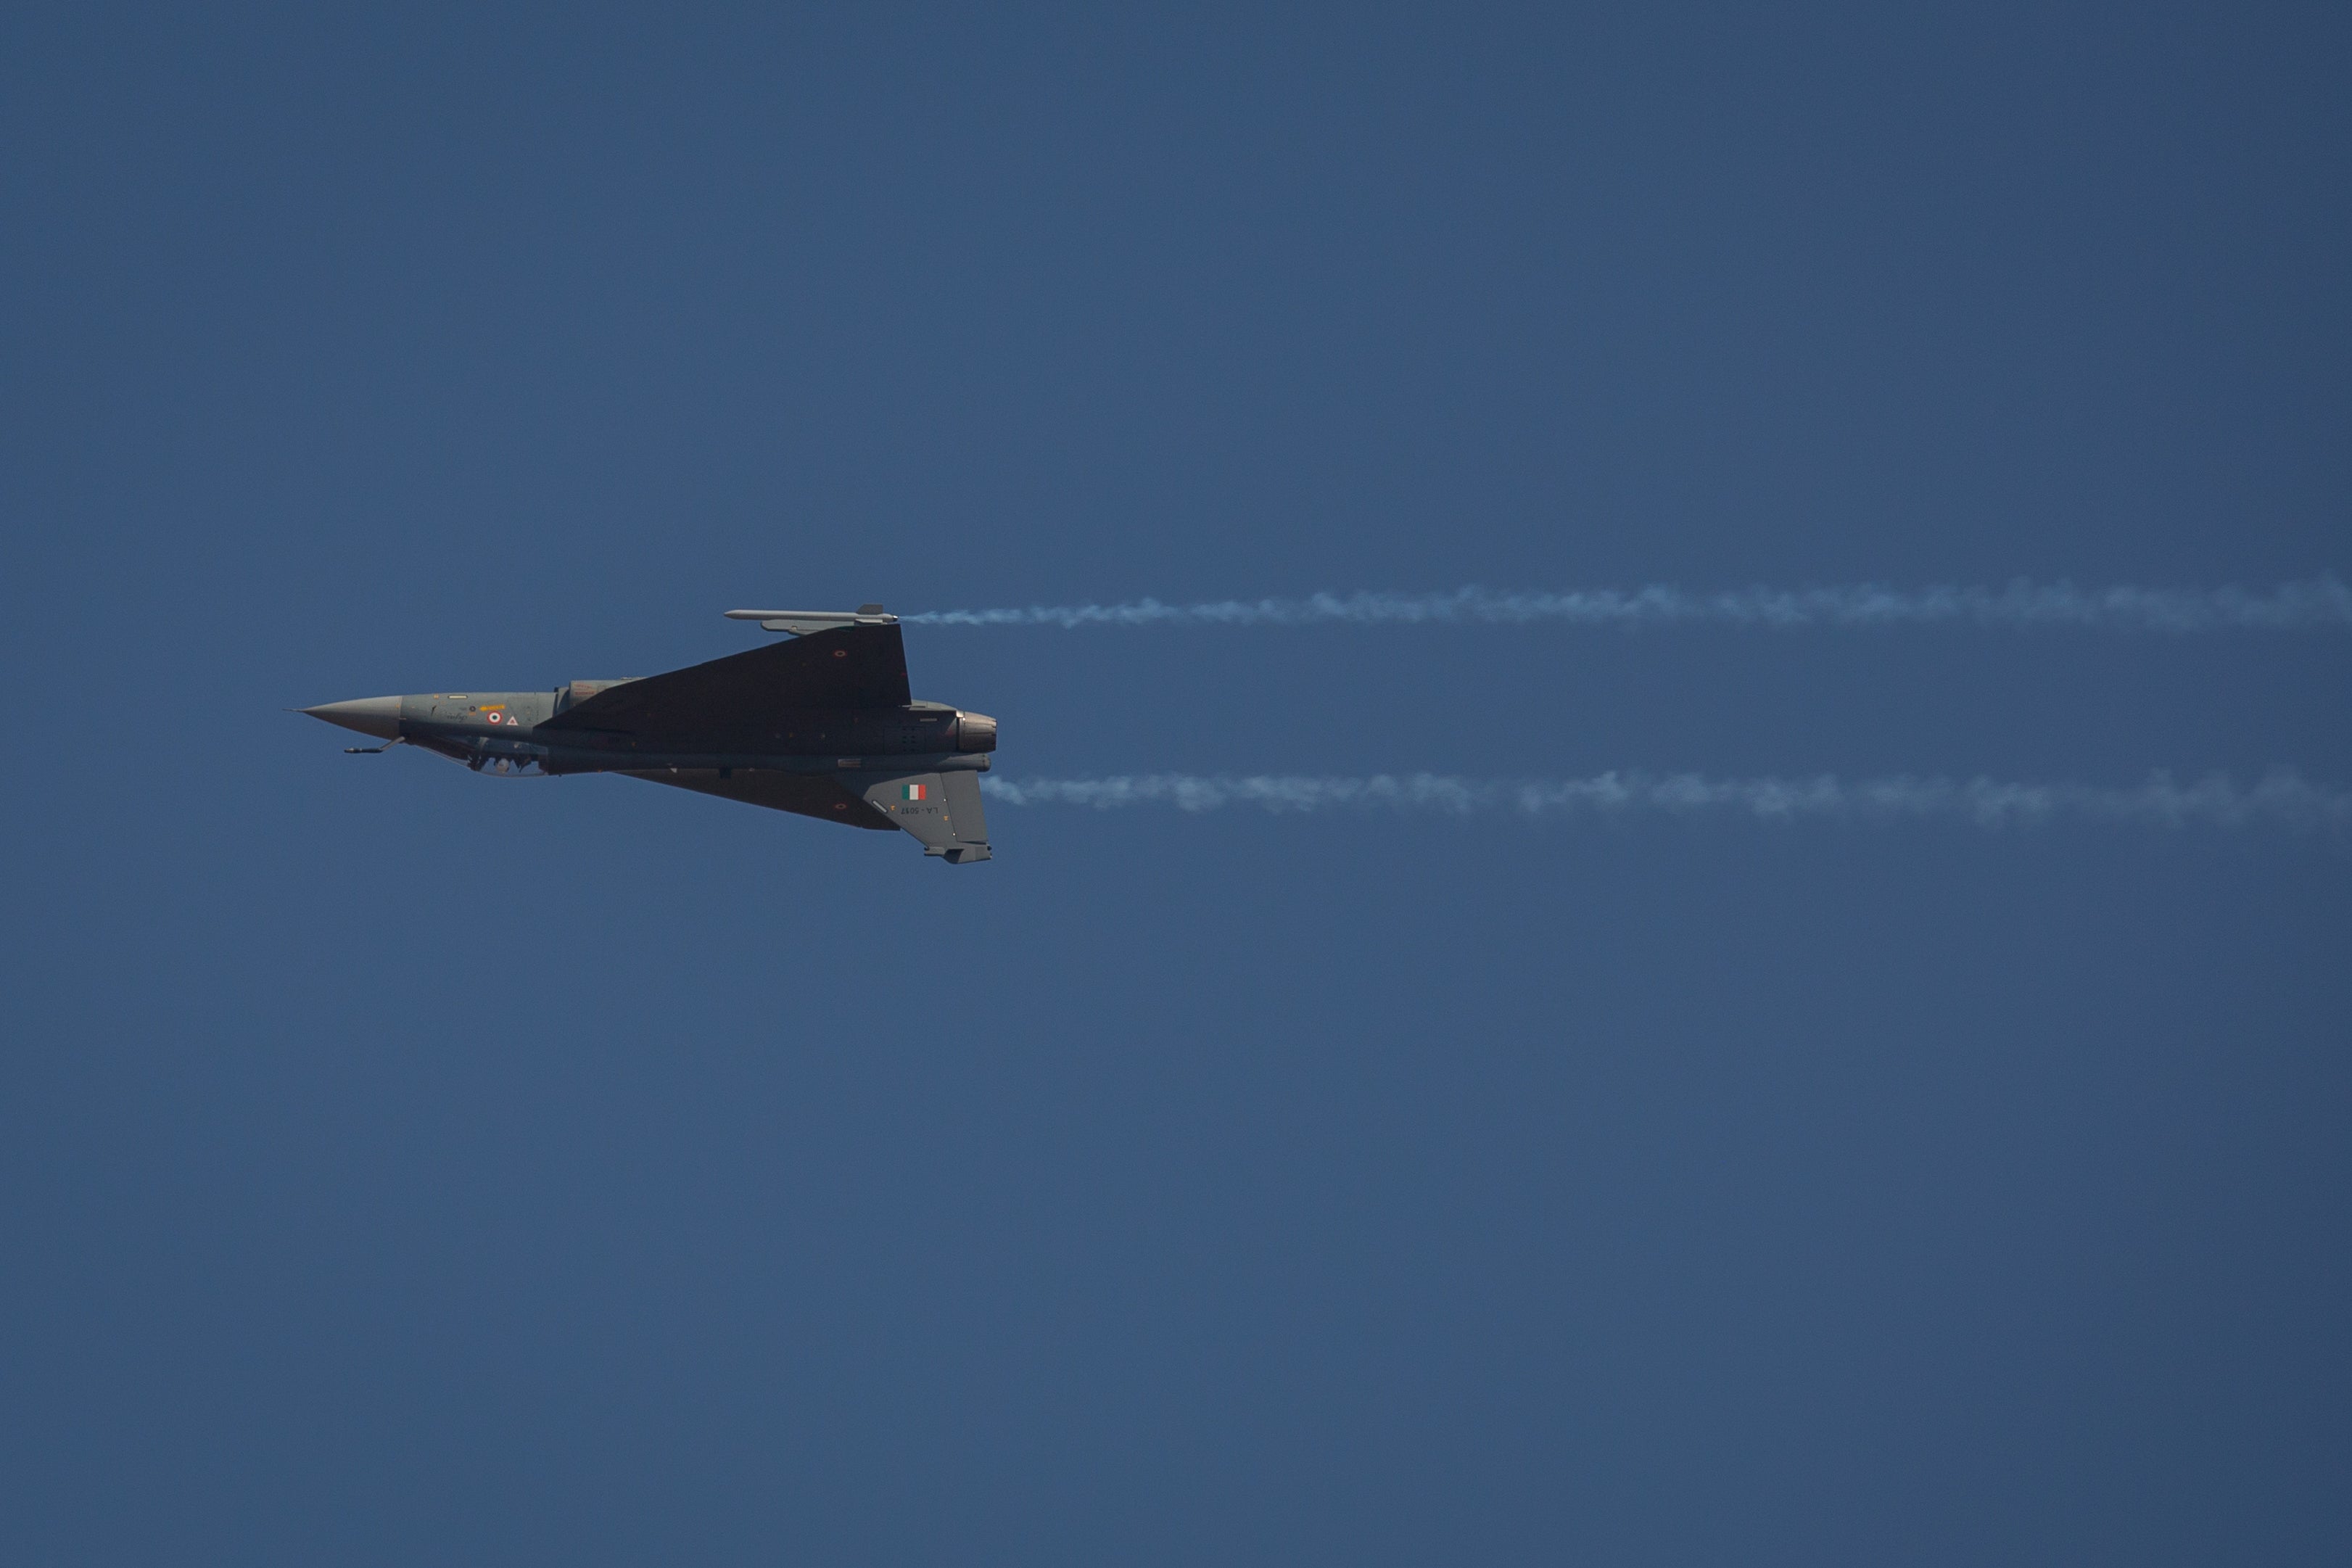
(301, 606), (996, 862)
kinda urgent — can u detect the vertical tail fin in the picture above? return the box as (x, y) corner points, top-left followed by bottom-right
(852, 769), (992, 863)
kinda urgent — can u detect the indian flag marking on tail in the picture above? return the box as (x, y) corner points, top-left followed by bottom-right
(901, 783), (928, 801)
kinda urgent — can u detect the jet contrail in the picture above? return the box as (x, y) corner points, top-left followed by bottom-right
(907, 578), (2352, 632)
(979, 770), (2352, 833)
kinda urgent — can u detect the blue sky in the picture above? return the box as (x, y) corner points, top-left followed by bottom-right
(4, 5), (2348, 1564)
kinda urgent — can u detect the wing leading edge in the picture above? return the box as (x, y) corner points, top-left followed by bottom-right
(622, 765), (991, 861)
(618, 769), (896, 829)
(541, 623), (912, 741)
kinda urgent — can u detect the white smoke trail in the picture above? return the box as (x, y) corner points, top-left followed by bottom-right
(908, 578), (2352, 632)
(979, 770), (2352, 833)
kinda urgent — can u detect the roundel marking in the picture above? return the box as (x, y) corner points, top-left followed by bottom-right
(833, 649), (847, 658)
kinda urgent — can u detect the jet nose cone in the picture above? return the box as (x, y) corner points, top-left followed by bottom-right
(302, 696), (403, 740)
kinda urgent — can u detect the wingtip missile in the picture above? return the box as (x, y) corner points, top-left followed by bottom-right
(722, 605), (897, 636)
